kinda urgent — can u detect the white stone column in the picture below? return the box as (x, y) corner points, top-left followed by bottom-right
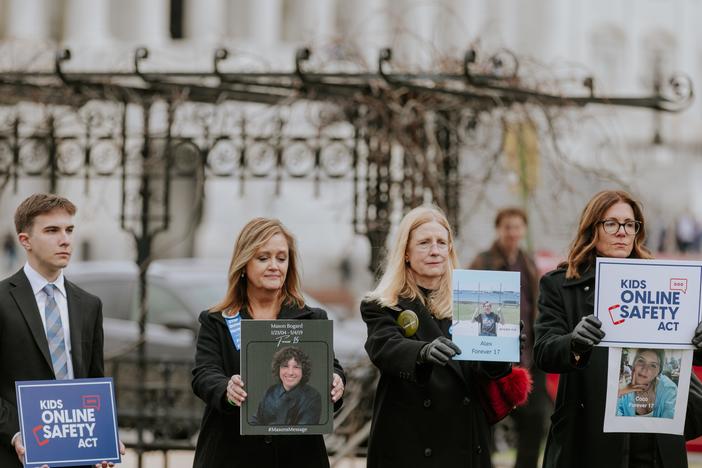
(434, 0), (482, 53)
(251, 0), (282, 45)
(312, 0), (335, 43)
(345, 0), (389, 63)
(401, 0), (437, 66)
(6, 0), (52, 40)
(63, 0), (111, 44)
(515, 0), (569, 62)
(135, 0), (170, 44)
(227, 0), (251, 38)
(185, 0), (226, 42)
(483, 0), (507, 50)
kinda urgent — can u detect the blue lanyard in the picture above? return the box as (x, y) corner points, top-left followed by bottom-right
(223, 312), (241, 351)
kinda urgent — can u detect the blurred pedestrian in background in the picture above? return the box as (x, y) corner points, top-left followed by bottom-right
(469, 207), (548, 468)
(3, 232), (16, 272)
(675, 210), (701, 253)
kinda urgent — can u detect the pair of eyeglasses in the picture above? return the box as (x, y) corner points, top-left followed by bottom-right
(414, 240), (449, 252)
(598, 219), (641, 235)
(633, 357), (660, 372)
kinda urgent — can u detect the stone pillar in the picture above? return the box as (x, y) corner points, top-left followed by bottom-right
(251, 0), (282, 45)
(227, 0), (251, 38)
(63, 0), (111, 44)
(6, 0), (52, 40)
(312, 0), (335, 43)
(184, 0), (226, 42)
(515, 0), (569, 61)
(342, 0), (389, 64)
(398, 0), (437, 66)
(136, 0), (170, 44)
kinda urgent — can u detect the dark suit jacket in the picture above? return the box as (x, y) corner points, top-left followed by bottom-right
(0, 269), (104, 468)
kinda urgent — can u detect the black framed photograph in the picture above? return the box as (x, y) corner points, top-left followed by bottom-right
(240, 319), (333, 435)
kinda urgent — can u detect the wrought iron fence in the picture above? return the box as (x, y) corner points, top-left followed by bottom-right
(106, 357), (202, 450)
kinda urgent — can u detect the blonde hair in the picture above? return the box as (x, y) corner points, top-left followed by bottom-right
(367, 206), (458, 319)
(563, 190), (653, 279)
(210, 218), (305, 313)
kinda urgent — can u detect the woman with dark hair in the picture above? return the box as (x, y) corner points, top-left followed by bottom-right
(534, 190), (702, 467)
(191, 218), (345, 468)
(617, 349), (676, 419)
(253, 346), (322, 425)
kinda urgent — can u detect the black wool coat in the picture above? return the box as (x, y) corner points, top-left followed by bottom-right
(361, 296), (511, 468)
(191, 304), (344, 468)
(534, 267), (690, 468)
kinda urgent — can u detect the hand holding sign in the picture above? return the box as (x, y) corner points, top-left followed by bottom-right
(14, 435), (125, 467)
(11, 433), (29, 465)
(330, 373), (344, 403)
(227, 374), (247, 407)
(95, 440), (125, 467)
(419, 337), (462, 366)
(692, 322), (702, 350)
(571, 315), (605, 354)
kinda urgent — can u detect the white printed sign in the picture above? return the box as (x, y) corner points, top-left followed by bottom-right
(595, 258), (702, 348)
(603, 347), (693, 435)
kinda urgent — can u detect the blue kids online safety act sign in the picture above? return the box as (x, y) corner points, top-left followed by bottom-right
(595, 258), (702, 348)
(15, 377), (120, 468)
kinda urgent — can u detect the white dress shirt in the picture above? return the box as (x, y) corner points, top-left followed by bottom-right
(23, 262), (75, 379)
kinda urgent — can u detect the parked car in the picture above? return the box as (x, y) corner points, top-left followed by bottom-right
(66, 258), (367, 364)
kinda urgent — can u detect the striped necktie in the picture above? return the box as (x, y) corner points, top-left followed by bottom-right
(43, 284), (69, 380)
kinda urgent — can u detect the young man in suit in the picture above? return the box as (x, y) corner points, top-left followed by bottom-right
(0, 193), (124, 468)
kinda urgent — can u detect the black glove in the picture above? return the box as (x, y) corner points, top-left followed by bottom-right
(570, 314), (605, 354)
(692, 322), (702, 350)
(418, 337), (462, 366)
(519, 320), (527, 353)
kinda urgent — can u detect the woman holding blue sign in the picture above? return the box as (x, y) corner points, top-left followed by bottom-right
(191, 218), (345, 468)
(534, 190), (702, 468)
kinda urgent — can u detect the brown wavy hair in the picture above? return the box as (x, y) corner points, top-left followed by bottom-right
(271, 346), (312, 386)
(562, 190), (652, 279)
(210, 218), (305, 314)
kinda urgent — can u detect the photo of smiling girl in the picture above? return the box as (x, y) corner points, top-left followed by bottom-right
(616, 348), (680, 419)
